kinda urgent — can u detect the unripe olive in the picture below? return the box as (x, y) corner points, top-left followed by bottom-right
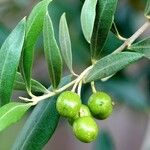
(88, 92), (113, 120)
(73, 117), (98, 143)
(56, 91), (81, 118)
(69, 104), (91, 125)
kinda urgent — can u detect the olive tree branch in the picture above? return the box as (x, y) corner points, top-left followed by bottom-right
(20, 65), (93, 104)
(113, 21), (150, 54)
(101, 21), (150, 81)
(20, 21), (150, 104)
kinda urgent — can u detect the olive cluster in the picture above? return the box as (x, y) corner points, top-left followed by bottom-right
(56, 91), (113, 143)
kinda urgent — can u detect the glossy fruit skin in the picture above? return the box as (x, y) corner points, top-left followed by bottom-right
(88, 92), (113, 120)
(68, 104), (91, 125)
(73, 116), (98, 143)
(56, 91), (81, 118)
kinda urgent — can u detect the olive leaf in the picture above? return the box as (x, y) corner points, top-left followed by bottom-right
(91, 0), (118, 60)
(20, 0), (52, 92)
(0, 102), (31, 132)
(0, 18), (26, 106)
(12, 75), (72, 150)
(81, 0), (98, 43)
(84, 52), (144, 83)
(145, 0), (150, 19)
(14, 72), (48, 93)
(59, 13), (74, 74)
(43, 12), (63, 89)
(128, 37), (150, 59)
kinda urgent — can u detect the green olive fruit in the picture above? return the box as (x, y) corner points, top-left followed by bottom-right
(68, 104), (91, 125)
(56, 91), (81, 118)
(73, 117), (99, 143)
(88, 92), (113, 120)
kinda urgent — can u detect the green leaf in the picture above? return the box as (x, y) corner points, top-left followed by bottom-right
(84, 52), (143, 83)
(21, 0), (52, 92)
(43, 12), (63, 89)
(128, 37), (150, 59)
(0, 102), (31, 132)
(14, 72), (48, 93)
(59, 13), (73, 73)
(81, 0), (98, 43)
(91, 0), (118, 60)
(12, 75), (72, 150)
(145, 0), (150, 19)
(0, 18), (26, 106)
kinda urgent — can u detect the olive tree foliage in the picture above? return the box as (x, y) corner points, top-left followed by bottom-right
(0, 0), (150, 149)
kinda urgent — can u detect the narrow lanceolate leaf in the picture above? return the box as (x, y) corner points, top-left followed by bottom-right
(59, 13), (73, 73)
(43, 13), (62, 89)
(145, 0), (150, 19)
(12, 97), (59, 150)
(128, 37), (150, 59)
(81, 0), (98, 43)
(12, 75), (72, 150)
(0, 18), (26, 106)
(14, 72), (48, 93)
(91, 0), (118, 60)
(0, 102), (31, 132)
(84, 52), (144, 83)
(21, 0), (52, 92)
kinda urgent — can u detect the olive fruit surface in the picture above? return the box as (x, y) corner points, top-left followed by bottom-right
(73, 117), (98, 143)
(88, 92), (113, 119)
(56, 91), (81, 118)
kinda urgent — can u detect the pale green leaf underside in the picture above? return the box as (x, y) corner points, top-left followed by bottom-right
(145, 0), (150, 18)
(43, 12), (62, 89)
(84, 52), (144, 83)
(128, 37), (150, 59)
(0, 18), (26, 106)
(59, 13), (73, 73)
(91, 0), (118, 60)
(0, 102), (31, 132)
(14, 72), (48, 93)
(81, 0), (98, 43)
(21, 0), (52, 92)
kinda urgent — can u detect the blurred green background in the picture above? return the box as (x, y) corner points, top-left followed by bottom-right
(0, 0), (150, 150)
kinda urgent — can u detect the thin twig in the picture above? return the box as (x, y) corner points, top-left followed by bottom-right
(102, 21), (150, 81)
(113, 21), (150, 54)
(91, 81), (97, 93)
(20, 66), (93, 104)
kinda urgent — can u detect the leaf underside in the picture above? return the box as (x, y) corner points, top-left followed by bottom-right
(129, 37), (150, 59)
(59, 13), (73, 73)
(81, 0), (98, 43)
(43, 12), (62, 89)
(84, 52), (144, 83)
(145, 0), (150, 18)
